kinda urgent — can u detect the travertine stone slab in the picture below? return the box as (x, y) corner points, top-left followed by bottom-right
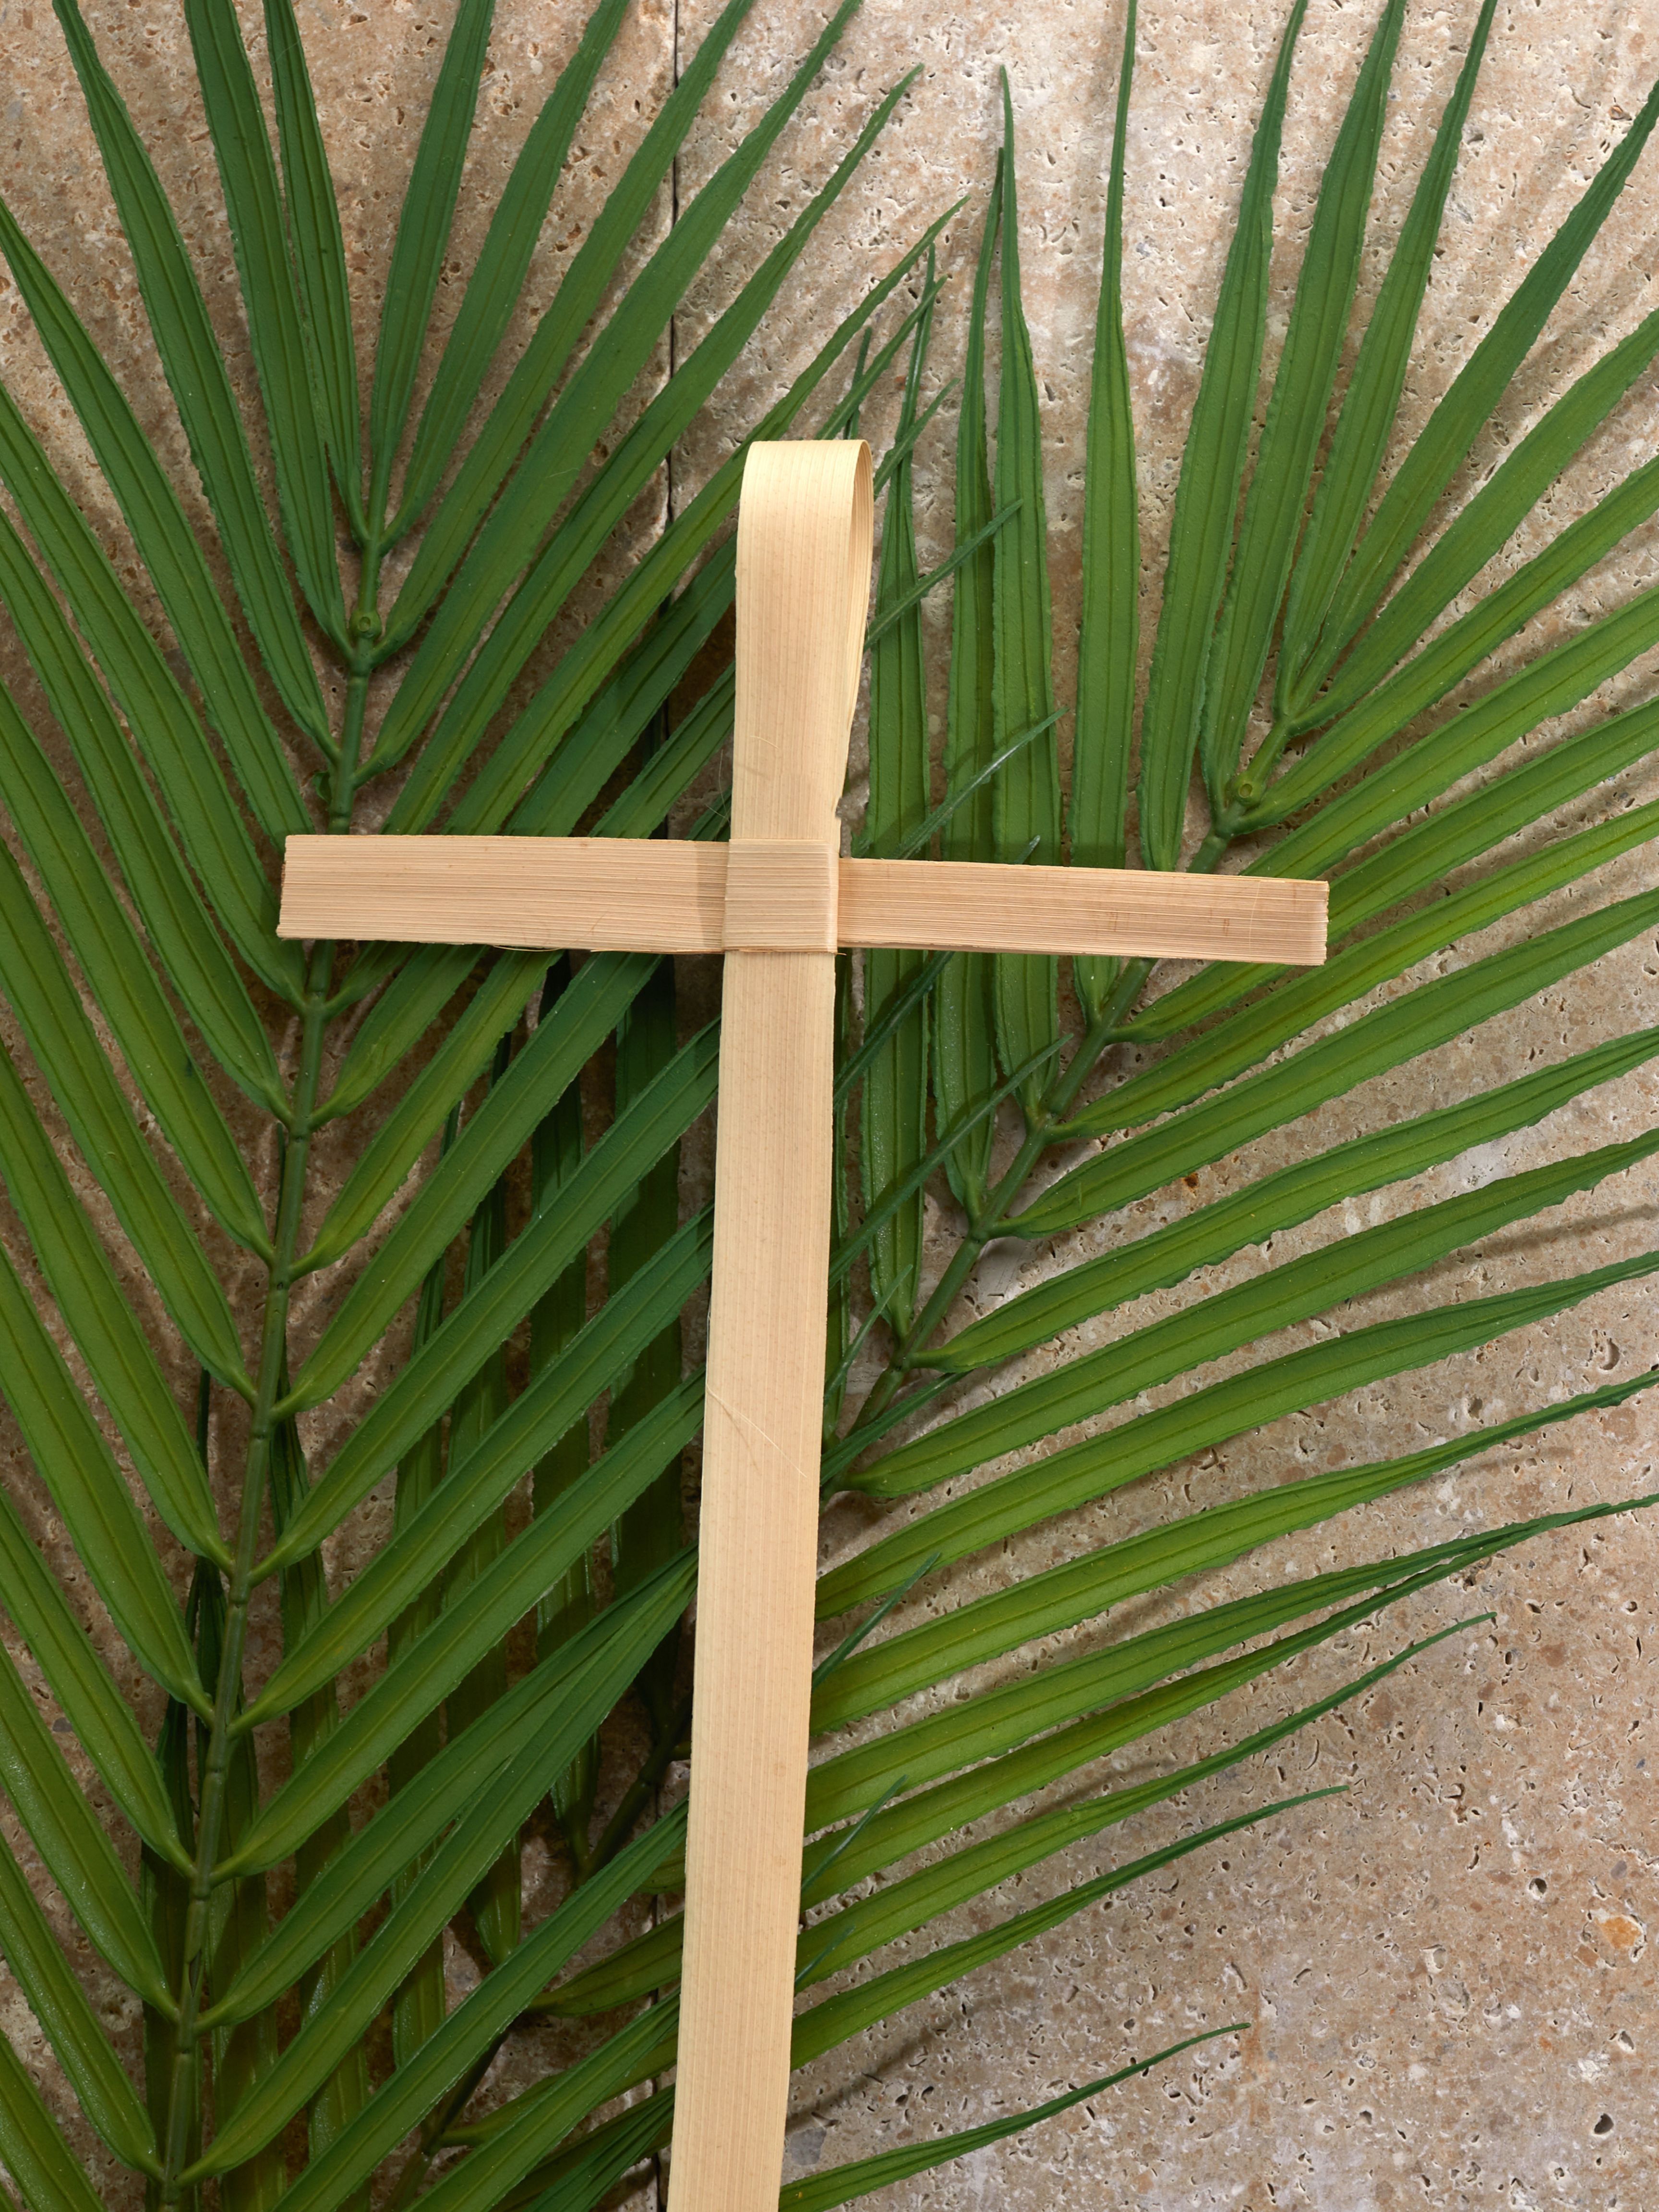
(2, 3), (1658, 2207)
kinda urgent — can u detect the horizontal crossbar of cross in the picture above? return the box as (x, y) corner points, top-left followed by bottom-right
(280, 833), (1327, 963)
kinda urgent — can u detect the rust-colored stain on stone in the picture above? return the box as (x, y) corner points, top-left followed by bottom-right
(1592, 1911), (1647, 1959)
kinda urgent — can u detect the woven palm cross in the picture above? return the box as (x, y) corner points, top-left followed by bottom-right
(280, 441), (1327, 2210)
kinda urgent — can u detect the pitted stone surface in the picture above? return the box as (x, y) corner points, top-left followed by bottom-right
(1, 3), (1657, 2207)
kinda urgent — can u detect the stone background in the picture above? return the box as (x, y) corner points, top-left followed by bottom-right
(2, 1), (1659, 2208)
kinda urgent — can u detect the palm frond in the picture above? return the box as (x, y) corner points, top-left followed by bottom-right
(0, 4), (1655, 2208)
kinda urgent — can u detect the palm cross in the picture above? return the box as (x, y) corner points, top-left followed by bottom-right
(281, 441), (1327, 2211)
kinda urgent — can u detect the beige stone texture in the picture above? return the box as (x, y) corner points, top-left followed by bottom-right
(1, 1), (1659, 2209)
